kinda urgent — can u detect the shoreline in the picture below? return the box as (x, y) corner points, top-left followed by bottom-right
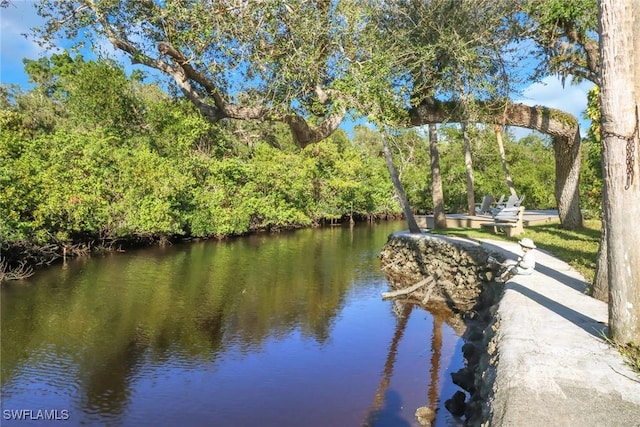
(380, 232), (640, 426)
(0, 215), (404, 284)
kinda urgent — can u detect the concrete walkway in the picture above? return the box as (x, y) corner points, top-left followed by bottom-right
(478, 239), (640, 427)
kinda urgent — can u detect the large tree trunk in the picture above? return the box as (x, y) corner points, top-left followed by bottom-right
(551, 133), (583, 229)
(429, 124), (447, 228)
(462, 122), (476, 216)
(381, 133), (421, 233)
(410, 100), (584, 229)
(495, 124), (517, 196)
(598, 0), (640, 343)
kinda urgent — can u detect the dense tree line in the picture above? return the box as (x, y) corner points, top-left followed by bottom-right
(0, 54), (394, 248)
(0, 53), (565, 254)
(23, 0), (593, 229)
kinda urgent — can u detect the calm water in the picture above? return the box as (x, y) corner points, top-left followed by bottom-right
(1, 222), (465, 427)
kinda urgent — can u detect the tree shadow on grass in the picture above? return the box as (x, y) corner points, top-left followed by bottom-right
(528, 223), (601, 242)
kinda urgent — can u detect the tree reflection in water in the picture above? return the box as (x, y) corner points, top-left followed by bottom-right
(1, 222), (465, 427)
(365, 301), (413, 425)
(365, 299), (464, 427)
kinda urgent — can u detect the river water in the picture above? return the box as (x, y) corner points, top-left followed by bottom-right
(1, 222), (466, 427)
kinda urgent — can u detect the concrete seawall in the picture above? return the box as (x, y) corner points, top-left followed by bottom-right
(381, 233), (640, 426)
(479, 239), (640, 427)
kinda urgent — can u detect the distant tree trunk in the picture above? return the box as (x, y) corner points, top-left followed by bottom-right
(495, 124), (517, 196)
(409, 100), (584, 229)
(551, 133), (583, 230)
(381, 133), (421, 233)
(462, 122), (475, 216)
(599, 0), (640, 343)
(429, 124), (447, 228)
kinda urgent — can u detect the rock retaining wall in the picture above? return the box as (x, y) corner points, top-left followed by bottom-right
(379, 232), (505, 426)
(380, 232), (500, 312)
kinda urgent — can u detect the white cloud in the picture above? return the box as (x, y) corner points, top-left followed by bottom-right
(0, 2), (53, 85)
(515, 75), (594, 135)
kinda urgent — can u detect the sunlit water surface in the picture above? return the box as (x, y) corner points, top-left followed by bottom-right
(1, 222), (465, 426)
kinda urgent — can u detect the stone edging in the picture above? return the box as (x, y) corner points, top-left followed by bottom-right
(379, 232), (506, 426)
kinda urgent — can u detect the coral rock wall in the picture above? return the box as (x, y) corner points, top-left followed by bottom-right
(380, 232), (499, 312)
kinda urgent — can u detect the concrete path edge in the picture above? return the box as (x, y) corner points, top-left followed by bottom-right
(476, 238), (640, 427)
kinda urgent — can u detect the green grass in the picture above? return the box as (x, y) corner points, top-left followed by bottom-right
(615, 342), (640, 373)
(431, 219), (601, 284)
(602, 335), (640, 374)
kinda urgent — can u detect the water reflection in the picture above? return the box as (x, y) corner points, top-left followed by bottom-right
(365, 302), (413, 425)
(369, 389), (412, 427)
(2, 222), (466, 426)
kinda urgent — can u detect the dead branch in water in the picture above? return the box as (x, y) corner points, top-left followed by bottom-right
(382, 275), (437, 301)
(0, 257), (34, 282)
(422, 279), (437, 305)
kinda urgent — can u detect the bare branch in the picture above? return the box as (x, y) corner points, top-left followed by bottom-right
(0, 257), (34, 282)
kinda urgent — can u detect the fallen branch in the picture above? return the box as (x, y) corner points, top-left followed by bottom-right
(382, 275), (434, 299)
(421, 278), (437, 305)
(609, 365), (640, 384)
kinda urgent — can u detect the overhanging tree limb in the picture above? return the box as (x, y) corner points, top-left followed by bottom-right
(62, 0), (348, 148)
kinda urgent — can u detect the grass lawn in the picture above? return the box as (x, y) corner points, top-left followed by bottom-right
(431, 219), (602, 284)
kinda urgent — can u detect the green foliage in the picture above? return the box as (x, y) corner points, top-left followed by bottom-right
(64, 60), (143, 134)
(0, 127), (46, 241)
(584, 86), (601, 142)
(581, 85), (602, 219)
(1, 50), (575, 250)
(529, 0), (597, 35)
(615, 342), (640, 374)
(522, 0), (599, 83)
(32, 0), (361, 135)
(507, 133), (556, 208)
(0, 55), (400, 247)
(365, 0), (519, 108)
(413, 125), (557, 213)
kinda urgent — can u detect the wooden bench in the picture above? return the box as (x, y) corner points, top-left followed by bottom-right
(480, 206), (525, 237)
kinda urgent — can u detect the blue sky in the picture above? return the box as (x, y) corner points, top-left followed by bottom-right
(1, 1), (593, 136)
(1, 1), (50, 88)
